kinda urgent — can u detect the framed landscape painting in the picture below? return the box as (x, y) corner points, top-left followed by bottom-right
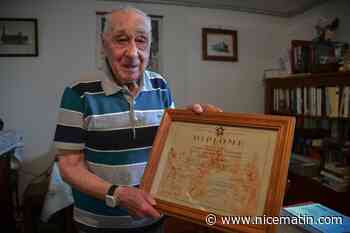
(202, 28), (238, 62)
(0, 18), (38, 57)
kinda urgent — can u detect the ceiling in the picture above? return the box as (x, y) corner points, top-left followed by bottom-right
(103, 0), (329, 17)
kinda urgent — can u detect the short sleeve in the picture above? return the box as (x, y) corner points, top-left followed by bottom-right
(53, 87), (86, 151)
(166, 85), (175, 109)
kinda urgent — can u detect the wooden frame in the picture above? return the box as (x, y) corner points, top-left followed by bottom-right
(202, 28), (238, 62)
(141, 109), (295, 233)
(0, 18), (38, 57)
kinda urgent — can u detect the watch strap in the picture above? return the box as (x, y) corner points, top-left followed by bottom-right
(107, 184), (119, 196)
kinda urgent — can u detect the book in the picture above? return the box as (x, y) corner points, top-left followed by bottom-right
(325, 163), (350, 178)
(274, 88), (278, 112)
(340, 87), (350, 118)
(281, 203), (350, 233)
(263, 69), (290, 78)
(297, 87), (302, 115)
(304, 87), (309, 115)
(289, 153), (320, 177)
(321, 170), (350, 182)
(326, 86), (340, 118)
(322, 182), (349, 192)
(310, 87), (316, 116)
(316, 88), (322, 117)
(279, 88), (286, 112)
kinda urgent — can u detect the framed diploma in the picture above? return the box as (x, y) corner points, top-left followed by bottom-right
(141, 109), (295, 233)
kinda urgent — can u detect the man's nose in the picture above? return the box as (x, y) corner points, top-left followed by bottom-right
(125, 41), (138, 57)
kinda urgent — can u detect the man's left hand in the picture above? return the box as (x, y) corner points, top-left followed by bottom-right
(187, 104), (223, 114)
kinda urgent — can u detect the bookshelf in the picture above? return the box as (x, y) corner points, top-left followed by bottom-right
(291, 40), (313, 74)
(264, 72), (350, 216)
(290, 40), (346, 74)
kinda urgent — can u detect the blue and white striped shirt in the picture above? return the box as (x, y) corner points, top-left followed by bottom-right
(54, 70), (174, 229)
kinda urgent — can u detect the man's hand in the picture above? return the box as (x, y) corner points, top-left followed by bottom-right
(116, 186), (161, 219)
(187, 103), (223, 113)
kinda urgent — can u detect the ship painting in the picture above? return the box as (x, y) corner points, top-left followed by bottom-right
(210, 41), (229, 53)
(1, 25), (29, 45)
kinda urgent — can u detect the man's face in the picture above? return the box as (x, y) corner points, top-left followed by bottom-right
(102, 11), (151, 85)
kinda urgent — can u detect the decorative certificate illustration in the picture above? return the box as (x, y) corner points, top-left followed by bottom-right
(150, 121), (278, 217)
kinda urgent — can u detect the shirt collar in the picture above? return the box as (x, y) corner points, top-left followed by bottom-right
(101, 66), (146, 96)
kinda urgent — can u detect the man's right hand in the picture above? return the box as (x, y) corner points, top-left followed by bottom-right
(116, 186), (161, 219)
(58, 151), (160, 220)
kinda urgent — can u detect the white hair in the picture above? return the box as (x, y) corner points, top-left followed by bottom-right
(103, 7), (152, 33)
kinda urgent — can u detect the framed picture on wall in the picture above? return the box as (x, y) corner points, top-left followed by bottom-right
(0, 18), (38, 57)
(95, 12), (163, 73)
(202, 28), (238, 62)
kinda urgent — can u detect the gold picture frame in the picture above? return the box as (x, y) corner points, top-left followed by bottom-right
(141, 109), (295, 233)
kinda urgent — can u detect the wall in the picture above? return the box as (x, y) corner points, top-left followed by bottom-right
(0, 0), (287, 187)
(0, 0), (96, 195)
(96, 1), (288, 111)
(286, 0), (350, 43)
(186, 9), (287, 112)
(7, 0), (348, 197)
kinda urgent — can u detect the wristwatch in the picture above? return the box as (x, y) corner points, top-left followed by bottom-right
(105, 184), (120, 207)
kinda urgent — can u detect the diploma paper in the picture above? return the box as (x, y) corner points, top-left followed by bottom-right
(151, 122), (277, 216)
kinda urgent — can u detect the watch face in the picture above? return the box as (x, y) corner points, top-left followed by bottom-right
(106, 195), (116, 207)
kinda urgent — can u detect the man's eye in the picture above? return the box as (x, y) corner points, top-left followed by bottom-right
(136, 37), (148, 47)
(112, 37), (128, 44)
(136, 38), (146, 43)
(137, 35), (149, 42)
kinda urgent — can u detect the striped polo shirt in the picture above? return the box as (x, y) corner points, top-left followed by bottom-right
(54, 70), (174, 229)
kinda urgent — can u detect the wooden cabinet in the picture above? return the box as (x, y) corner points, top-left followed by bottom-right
(264, 72), (350, 216)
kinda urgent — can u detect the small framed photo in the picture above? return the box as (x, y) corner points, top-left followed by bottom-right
(0, 18), (38, 57)
(202, 28), (238, 62)
(142, 109), (295, 233)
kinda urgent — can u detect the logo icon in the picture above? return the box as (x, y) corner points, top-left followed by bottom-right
(206, 213), (217, 226)
(216, 126), (224, 136)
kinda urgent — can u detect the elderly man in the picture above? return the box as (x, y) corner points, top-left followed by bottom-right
(54, 7), (221, 233)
